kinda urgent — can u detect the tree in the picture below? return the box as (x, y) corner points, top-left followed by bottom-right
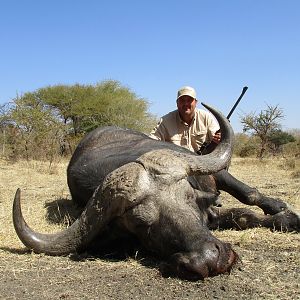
(267, 129), (296, 154)
(0, 103), (11, 156)
(1, 80), (158, 161)
(240, 104), (284, 158)
(36, 80), (157, 135)
(233, 133), (260, 157)
(36, 83), (96, 135)
(7, 94), (67, 161)
(73, 80), (156, 133)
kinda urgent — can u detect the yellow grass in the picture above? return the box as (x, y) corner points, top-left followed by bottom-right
(0, 157), (299, 299)
(0, 157), (299, 252)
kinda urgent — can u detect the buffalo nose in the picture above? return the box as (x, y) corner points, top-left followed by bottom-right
(204, 241), (238, 275)
(202, 241), (220, 262)
(159, 241), (238, 280)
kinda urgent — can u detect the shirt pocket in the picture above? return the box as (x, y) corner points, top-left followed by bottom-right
(170, 133), (186, 147)
(192, 130), (207, 147)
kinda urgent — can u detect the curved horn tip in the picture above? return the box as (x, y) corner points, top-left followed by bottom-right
(13, 188), (21, 205)
(201, 102), (214, 111)
(16, 188), (21, 196)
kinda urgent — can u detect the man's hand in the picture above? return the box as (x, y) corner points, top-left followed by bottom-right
(212, 132), (221, 144)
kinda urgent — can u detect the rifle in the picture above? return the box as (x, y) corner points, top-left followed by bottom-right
(197, 86), (248, 155)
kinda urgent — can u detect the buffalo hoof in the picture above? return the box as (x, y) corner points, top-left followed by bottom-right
(271, 210), (300, 232)
(260, 197), (288, 215)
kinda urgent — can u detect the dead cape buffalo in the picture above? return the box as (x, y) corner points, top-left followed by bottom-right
(13, 103), (300, 280)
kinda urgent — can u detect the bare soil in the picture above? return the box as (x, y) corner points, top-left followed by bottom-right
(0, 158), (299, 300)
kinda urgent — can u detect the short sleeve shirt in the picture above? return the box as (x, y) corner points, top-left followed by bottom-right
(149, 108), (220, 153)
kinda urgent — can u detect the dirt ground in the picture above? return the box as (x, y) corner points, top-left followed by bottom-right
(0, 158), (299, 299)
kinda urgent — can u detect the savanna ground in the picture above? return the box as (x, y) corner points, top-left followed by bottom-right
(0, 157), (300, 300)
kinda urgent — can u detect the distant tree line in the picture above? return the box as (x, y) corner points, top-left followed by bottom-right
(235, 104), (299, 158)
(0, 82), (299, 162)
(0, 80), (157, 162)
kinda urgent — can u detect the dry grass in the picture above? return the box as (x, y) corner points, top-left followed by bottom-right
(0, 158), (299, 299)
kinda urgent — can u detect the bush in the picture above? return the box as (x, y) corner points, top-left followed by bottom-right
(234, 133), (260, 157)
(281, 140), (300, 158)
(239, 144), (257, 158)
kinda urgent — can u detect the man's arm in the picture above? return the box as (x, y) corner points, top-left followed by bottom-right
(205, 112), (220, 144)
(149, 119), (166, 141)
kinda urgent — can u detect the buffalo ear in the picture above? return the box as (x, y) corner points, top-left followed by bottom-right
(100, 162), (151, 212)
(137, 149), (188, 183)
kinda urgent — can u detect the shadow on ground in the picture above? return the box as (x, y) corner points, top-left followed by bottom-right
(44, 197), (81, 225)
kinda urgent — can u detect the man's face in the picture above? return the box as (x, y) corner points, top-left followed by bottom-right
(177, 95), (197, 121)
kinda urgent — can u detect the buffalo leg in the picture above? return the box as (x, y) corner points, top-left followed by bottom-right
(213, 169), (290, 215)
(208, 207), (300, 232)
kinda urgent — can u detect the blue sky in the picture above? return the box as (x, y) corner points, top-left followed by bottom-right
(1, 0), (299, 132)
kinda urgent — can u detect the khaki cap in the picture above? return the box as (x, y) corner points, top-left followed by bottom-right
(177, 86), (197, 100)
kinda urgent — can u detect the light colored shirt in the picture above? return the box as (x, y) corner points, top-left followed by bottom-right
(149, 108), (220, 153)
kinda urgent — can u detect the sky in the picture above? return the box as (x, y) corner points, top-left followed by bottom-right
(0, 0), (299, 132)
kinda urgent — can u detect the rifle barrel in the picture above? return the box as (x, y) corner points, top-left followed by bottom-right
(226, 86), (248, 119)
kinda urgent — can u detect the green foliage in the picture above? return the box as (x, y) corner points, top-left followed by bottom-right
(282, 139), (300, 157)
(77, 81), (156, 133)
(0, 104), (10, 126)
(36, 80), (156, 134)
(240, 104), (284, 158)
(0, 80), (157, 161)
(233, 133), (259, 157)
(3, 95), (67, 161)
(234, 131), (300, 158)
(267, 129), (296, 154)
(234, 130), (298, 158)
(36, 83), (97, 134)
(288, 128), (300, 138)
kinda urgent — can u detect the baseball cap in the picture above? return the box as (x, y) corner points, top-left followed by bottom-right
(177, 86), (197, 100)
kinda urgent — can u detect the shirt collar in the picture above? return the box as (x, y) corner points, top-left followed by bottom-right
(177, 109), (197, 126)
